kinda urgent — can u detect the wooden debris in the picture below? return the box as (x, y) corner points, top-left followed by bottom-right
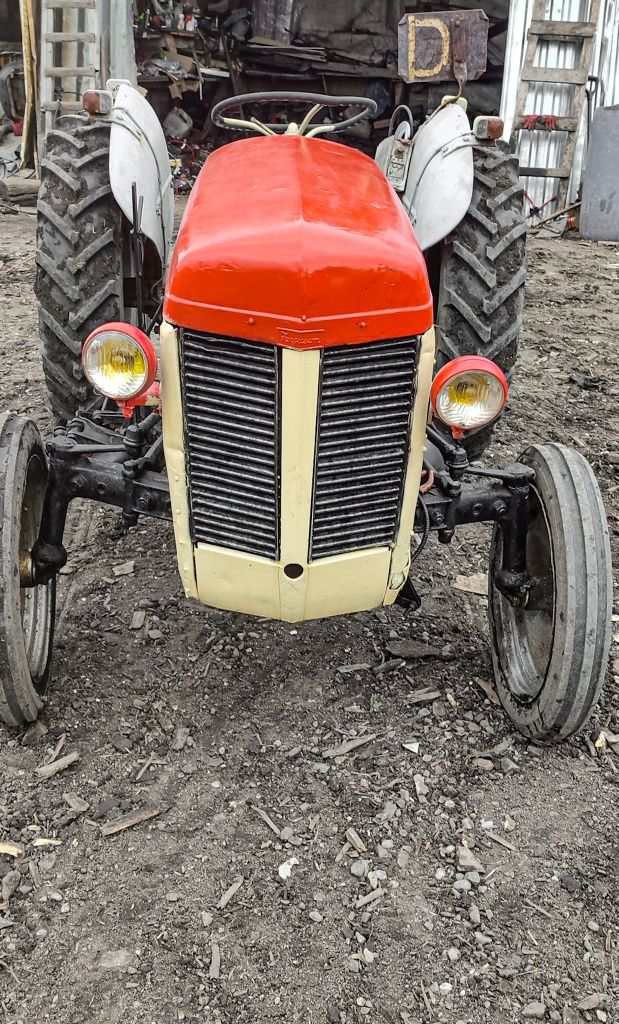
(485, 830), (517, 852)
(44, 733), (66, 766)
(0, 843), (23, 859)
(373, 658), (405, 676)
(473, 677), (501, 706)
(355, 887), (385, 909)
(250, 804), (280, 837)
(35, 751), (79, 781)
(63, 793), (89, 813)
(100, 805), (168, 837)
(345, 828), (367, 854)
(407, 688), (441, 705)
(0, 177), (39, 206)
(453, 572), (488, 596)
(335, 841), (351, 864)
(209, 941), (221, 980)
(523, 898), (553, 920)
(32, 838), (62, 848)
(113, 560), (135, 576)
(387, 640), (454, 660)
(217, 877), (244, 910)
(135, 752), (156, 782)
(322, 733), (376, 758)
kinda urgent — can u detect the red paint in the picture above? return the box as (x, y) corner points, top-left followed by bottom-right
(164, 135), (433, 348)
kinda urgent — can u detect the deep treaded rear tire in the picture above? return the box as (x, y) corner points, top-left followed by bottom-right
(35, 117), (123, 422)
(435, 142), (526, 458)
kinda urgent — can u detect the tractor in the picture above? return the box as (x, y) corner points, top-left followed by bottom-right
(0, 19), (612, 742)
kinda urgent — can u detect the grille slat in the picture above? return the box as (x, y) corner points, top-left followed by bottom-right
(310, 337), (419, 560)
(182, 332), (280, 558)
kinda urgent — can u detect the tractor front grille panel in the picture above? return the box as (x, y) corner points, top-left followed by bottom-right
(181, 331), (281, 559)
(180, 331), (419, 563)
(310, 337), (420, 560)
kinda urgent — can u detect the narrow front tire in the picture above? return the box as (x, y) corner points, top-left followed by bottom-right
(488, 443), (612, 743)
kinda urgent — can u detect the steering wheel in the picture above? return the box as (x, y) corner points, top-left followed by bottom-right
(210, 91), (378, 139)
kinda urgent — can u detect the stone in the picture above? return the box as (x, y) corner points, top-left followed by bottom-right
(457, 846), (485, 873)
(99, 949), (135, 972)
(522, 1002), (546, 1019)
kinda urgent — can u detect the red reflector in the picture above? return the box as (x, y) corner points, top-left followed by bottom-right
(82, 90), (112, 116)
(473, 116), (504, 141)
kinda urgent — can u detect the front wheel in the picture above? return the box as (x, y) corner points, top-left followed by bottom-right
(0, 414), (56, 727)
(488, 443), (612, 743)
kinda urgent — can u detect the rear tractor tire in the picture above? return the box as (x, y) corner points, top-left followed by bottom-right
(0, 414), (56, 728)
(35, 117), (125, 423)
(488, 443), (612, 744)
(434, 142), (527, 459)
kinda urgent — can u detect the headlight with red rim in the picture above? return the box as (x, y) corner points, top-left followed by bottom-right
(82, 323), (157, 401)
(430, 356), (508, 437)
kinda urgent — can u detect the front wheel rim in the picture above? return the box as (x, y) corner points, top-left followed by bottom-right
(18, 452), (54, 690)
(490, 486), (556, 703)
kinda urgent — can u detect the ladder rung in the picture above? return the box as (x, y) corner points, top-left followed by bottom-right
(45, 0), (96, 7)
(521, 66), (589, 85)
(529, 19), (596, 39)
(519, 166), (571, 179)
(41, 101), (85, 111)
(44, 67), (97, 77)
(45, 32), (96, 43)
(513, 115), (579, 132)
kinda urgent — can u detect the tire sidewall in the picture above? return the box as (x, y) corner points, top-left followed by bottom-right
(489, 443), (612, 743)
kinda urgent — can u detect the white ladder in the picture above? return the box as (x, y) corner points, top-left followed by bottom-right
(39, 0), (102, 140)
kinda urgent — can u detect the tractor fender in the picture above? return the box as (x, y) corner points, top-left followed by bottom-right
(107, 79), (174, 269)
(377, 103), (474, 252)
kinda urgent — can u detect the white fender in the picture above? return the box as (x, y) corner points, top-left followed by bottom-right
(107, 79), (174, 269)
(377, 103), (474, 252)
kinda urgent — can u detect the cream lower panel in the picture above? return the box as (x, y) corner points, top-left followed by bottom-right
(159, 320), (198, 600)
(193, 543), (392, 623)
(384, 326), (436, 605)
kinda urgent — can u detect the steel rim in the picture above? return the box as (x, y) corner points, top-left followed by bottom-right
(18, 452), (54, 684)
(491, 485), (556, 703)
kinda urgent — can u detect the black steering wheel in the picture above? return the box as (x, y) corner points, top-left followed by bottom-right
(210, 91), (378, 138)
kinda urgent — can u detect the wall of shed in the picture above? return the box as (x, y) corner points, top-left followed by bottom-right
(501, 0), (619, 212)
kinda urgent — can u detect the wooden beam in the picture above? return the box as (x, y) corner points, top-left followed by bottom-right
(529, 19), (595, 38)
(45, 32), (96, 43)
(521, 66), (589, 85)
(44, 67), (97, 77)
(519, 166), (571, 178)
(513, 115), (579, 132)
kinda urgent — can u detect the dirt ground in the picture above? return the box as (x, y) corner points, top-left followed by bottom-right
(0, 206), (618, 1024)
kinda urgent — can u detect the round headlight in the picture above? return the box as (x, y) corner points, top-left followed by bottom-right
(431, 356), (508, 435)
(82, 323), (157, 401)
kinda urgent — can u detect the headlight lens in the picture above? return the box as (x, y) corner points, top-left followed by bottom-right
(431, 356), (508, 433)
(82, 323), (157, 400)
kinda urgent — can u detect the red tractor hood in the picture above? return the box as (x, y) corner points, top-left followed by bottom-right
(164, 134), (433, 348)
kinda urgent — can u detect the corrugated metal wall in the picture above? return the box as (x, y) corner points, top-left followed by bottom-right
(501, 0), (619, 213)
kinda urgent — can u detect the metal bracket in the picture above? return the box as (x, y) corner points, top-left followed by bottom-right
(452, 15), (469, 94)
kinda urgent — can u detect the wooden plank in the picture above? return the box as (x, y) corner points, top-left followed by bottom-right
(34, 751), (80, 780)
(41, 101), (84, 111)
(100, 806), (168, 837)
(519, 166), (571, 178)
(45, 0), (95, 7)
(521, 66), (589, 85)
(513, 115), (579, 132)
(44, 67), (97, 77)
(529, 19), (595, 38)
(45, 32), (96, 43)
